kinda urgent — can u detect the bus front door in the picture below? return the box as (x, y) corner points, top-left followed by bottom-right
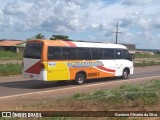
(115, 49), (124, 76)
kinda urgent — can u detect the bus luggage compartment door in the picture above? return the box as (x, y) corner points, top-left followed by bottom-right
(47, 62), (70, 81)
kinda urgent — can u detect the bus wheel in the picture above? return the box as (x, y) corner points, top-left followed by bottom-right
(122, 69), (129, 79)
(75, 73), (86, 85)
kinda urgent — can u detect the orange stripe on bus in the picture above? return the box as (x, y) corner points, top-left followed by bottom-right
(49, 40), (69, 46)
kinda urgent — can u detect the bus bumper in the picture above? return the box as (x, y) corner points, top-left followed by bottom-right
(23, 70), (47, 81)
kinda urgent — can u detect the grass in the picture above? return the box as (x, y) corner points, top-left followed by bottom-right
(18, 80), (160, 120)
(134, 53), (160, 67)
(135, 53), (160, 58)
(76, 80), (160, 105)
(0, 63), (22, 76)
(22, 80), (160, 112)
(134, 60), (160, 67)
(9, 80), (159, 120)
(0, 51), (23, 60)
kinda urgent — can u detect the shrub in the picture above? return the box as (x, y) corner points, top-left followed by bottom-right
(0, 63), (22, 76)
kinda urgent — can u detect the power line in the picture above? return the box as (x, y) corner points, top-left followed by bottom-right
(114, 22), (121, 44)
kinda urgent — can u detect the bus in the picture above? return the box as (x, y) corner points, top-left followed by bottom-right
(23, 40), (133, 85)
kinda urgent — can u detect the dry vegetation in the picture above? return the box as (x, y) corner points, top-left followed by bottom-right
(11, 80), (160, 120)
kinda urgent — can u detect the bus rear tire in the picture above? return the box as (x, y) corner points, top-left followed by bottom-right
(75, 73), (86, 85)
(121, 69), (129, 79)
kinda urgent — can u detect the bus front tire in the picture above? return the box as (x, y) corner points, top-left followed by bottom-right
(121, 69), (129, 79)
(75, 73), (86, 85)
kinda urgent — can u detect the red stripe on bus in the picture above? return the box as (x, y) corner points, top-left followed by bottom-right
(25, 61), (41, 74)
(96, 66), (115, 72)
(64, 41), (77, 47)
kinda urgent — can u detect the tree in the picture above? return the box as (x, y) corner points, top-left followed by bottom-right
(26, 38), (34, 41)
(50, 35), (69, 40)
(33, 33), (45, 39)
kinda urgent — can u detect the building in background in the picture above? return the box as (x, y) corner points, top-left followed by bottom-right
(0, 39), (137, 56)
(0, 40), (25, 53)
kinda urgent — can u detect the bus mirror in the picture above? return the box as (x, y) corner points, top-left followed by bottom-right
(130, 54), (135, 61)
(127, 57), (133, 61)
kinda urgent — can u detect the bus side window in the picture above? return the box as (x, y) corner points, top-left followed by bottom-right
(104, 49), (114, 59)
(69, 47), (77, 60)
(84, 48), (92, 60)
(48, 47), (53, 60)
(62, 47), (70, 60)
(91, 48), (99, 59)
(48, 47), (62, 60)
(98, 48), (104, 59)
(115, 49), (123, 59)
(77, 48), (85, 60)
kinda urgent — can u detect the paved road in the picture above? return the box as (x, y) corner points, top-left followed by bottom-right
(0, 66), (160, 98)
(0, 66), (160, 110)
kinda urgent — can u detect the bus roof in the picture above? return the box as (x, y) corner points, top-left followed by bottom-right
(28, 39), (127, 49)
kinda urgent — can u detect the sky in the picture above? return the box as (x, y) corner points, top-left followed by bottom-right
(0, 0), (160, 49)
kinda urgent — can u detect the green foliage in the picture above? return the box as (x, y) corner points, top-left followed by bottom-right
(23, 80), (160, 117)
(140, 91), (158, 105)
(86, 90), (107, 100)
(0, 51), (23, 60)
(135, 53), (160, 58)
(134, 60), (160, 67)
(151, 80), (160, 88)
(50, 35), (69, 40)
(72, 93), (86, 99)
(33, 33), (45, 39)
(92, 90), (106, 96)
(71, 80), (160, 105)
(0, 63), (22, 76)
(109, 82), (159, 105)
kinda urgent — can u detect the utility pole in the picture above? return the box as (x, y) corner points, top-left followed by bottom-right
(114, 22), (121, 44)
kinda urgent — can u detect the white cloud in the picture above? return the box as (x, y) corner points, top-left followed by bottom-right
(0, 0), (160, 49)
(85, 0), (160, 49)
(151, 16), (160, 29)
(3, 2), (28, 15)
(122, 0), (155, 6)
(138, 18), (149, 30)
(1, 0), (89, 32)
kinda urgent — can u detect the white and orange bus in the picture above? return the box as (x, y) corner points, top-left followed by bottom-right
(23, 40), (133, 84)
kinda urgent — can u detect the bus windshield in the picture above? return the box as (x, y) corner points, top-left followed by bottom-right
(24, 42), (43, 59)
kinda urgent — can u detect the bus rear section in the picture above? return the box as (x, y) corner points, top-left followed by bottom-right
(23, 41), (46, 80)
